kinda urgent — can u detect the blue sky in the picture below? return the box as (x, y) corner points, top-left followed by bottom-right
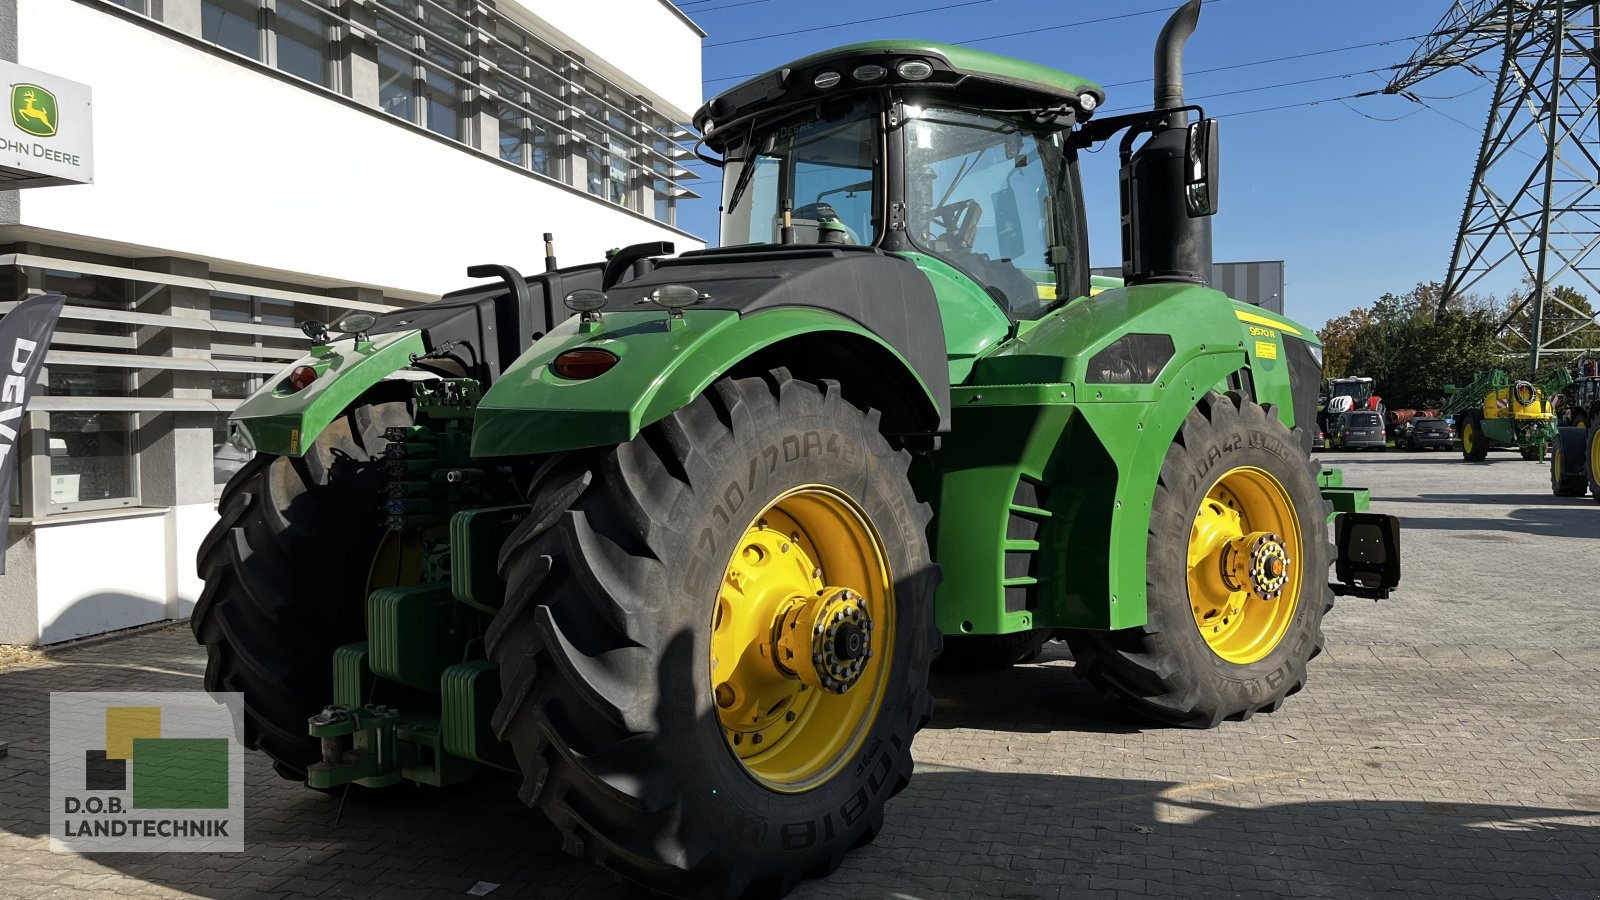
(671, 0), (1495, 330)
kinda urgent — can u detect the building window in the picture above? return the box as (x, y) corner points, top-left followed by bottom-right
(36, 270), (143, 512)
(106, 0), (150, 13)
(373, 1), (472, 141)
(202, 0), (264, 61)
(275, 0), (338, 90)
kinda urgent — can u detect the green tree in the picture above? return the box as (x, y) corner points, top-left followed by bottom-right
(1319, 282), (1504, 410)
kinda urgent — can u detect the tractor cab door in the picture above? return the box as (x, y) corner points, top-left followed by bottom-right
(899, 106), (1088, 320)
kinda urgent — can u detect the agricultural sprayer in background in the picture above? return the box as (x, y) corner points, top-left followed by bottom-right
(195, 3), (1401, 896)
(1443, 368), (1567, 462)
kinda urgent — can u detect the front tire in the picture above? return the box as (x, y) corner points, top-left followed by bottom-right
(1065, 392), (1332, 727)
(486, 370), (938, 898)
(1461, 413), (1490, 462)
(1552, 428), (1588, 496)
(193, 399), (412, 777)
(1589, 423), (1600, 501)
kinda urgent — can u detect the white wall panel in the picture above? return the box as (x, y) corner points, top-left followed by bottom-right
(511, 0), (704, 119)
(35, 511), (170, 644)
(14, 0), (703, 299)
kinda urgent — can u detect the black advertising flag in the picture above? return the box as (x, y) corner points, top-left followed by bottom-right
(0, 292), (68, 573)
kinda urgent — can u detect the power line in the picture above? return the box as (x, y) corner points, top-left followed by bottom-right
(952, 1), (1217, 48)
(705, 27), (1421, 90)
(1101, 33), (1427, 88)
(681, 0), (771, 14)
(1097, 65), (1397, 117)
(705, 0), (993, 49)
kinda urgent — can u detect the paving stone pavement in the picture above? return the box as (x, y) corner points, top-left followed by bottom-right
(1, 450), (1597, 899)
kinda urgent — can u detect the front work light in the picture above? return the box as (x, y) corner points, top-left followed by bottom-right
(813, 70), (841, 89)
(565, 288), (609, 323)
(649, 284), (705, 310)
(334, 312), (378, 334)
(895, 60), (933, 81)
(852, 64), (887, 83)
(552, 348), (619, 380)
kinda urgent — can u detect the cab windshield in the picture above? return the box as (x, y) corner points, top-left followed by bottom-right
(719, 98), (880, 247)
(903, 106), (1081, 321)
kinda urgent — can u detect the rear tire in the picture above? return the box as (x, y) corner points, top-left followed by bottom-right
(933, 629), (1052, 672)
(486, 370), (939, 899)
(1065, 392), (1332, 727)
(1551, 428), (1588, 497)
(192, 399), (412, 777)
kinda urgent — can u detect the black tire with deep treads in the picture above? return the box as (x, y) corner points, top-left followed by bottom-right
(933, 629), (1053, 671)
(485, 370), (939, 899)
(1461, 412), (1490, 462)
(1064, 391), (1334, 728)
(192, 399), (412, 778)
(1589, 423), (1600, 502)
(1551, 427), (1588, 497)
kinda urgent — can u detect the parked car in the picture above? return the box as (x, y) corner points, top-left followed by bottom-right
(1330, 410), (1387, 451)
(1402, 415), (1455, 451)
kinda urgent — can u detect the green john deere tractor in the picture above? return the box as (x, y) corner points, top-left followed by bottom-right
(195, 3), (1401, 896)
(1551, 361), (1600, 499)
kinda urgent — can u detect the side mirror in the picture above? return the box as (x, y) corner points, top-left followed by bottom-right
(1184, 118), (1220, 218)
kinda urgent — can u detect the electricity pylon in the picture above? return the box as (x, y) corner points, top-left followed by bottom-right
(1388, 0), (1600, 373)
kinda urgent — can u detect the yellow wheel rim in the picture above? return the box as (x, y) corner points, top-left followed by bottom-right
(1554, 446), (1564, 480)
(1591, 428), (1600, 478)
(711, 485), (893, 792)
(1186, 466), (1304, 665)
(1463, 421), (1477, 454)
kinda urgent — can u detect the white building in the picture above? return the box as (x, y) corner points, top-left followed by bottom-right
(0, 0), (705, 645)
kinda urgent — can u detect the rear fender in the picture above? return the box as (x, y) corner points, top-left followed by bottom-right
(227, 330), (426, 456)
(470, 308), (940, 457)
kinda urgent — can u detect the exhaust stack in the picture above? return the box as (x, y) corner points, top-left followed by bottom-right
(1121, 0), (1212, 287)
(1154, 0), (1202, 117)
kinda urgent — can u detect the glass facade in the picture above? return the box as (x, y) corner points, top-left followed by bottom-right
(163, 0), (697, 227)
(34, 270), (142, 512)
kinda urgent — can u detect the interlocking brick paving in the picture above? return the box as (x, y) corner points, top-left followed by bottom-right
(2, 450), (1596, 899)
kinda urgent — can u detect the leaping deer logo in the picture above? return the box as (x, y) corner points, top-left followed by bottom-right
(11, 84), (58, 138)
(17, 91), (50, 130)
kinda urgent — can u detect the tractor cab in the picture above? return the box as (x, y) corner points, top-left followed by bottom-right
(698, 42), (1104, 322)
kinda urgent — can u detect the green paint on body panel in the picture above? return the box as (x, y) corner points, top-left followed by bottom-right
(472, 308), (939, 457)
(228, 330), (425, 456)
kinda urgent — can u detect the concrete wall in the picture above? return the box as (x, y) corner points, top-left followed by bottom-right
(13, 0), (703, 298)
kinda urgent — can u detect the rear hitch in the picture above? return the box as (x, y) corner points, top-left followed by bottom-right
(1329, 512), (1401, 601)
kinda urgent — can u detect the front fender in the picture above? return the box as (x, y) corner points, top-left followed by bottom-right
(228, 330), (425, 456)
(470, 308), (939, 457)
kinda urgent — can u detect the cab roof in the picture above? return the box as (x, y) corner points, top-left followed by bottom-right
(695, 40), (1106, 141)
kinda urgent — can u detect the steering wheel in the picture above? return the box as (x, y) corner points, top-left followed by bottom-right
(929, 199), (983, 251)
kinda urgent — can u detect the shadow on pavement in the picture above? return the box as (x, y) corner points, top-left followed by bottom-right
(1398, 506), (1600, 539)
(5, 656), (1598, 899)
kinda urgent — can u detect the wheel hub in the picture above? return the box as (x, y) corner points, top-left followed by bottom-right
(710, 485), (895, 790)
(776, 588), (874, 694)
(1220, 531), (1291, 602)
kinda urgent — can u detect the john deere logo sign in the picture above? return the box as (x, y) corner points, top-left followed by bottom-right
(12, 84), (57, 138)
